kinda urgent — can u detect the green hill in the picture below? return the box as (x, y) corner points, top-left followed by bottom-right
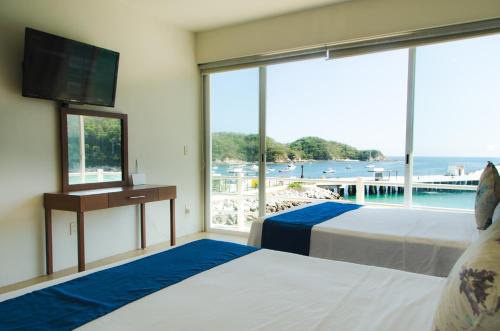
(212, 133), (384, 162)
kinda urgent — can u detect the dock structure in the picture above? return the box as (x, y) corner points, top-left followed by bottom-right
(318, 172), (480, 200)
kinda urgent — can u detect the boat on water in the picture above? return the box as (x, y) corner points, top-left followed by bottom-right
(368, 167), (384, 172)
(228, 167), (244, 174)
(365, 164), (375, 168)
(279, 163), (296, 172)
(345, 165), (352, 170)
(323, 168), (335, 174)
(337, 159), (359, 162)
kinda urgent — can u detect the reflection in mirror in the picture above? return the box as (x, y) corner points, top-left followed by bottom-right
(67, 114), (122, 184)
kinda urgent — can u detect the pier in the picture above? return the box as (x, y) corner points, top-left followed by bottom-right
(318, 175), (479, 203)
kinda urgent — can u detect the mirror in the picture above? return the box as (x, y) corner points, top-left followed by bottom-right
(61, 108), (128, 192)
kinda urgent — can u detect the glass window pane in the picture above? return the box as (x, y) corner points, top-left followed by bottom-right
(266, 50), (409, 211)
(413, 34), (500, 209)
(209, 68), (260, 231)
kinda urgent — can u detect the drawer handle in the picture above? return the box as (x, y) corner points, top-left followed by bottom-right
(128, 195), (146, 199)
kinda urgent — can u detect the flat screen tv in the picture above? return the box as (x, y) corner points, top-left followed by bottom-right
(22, 28), (119, 107)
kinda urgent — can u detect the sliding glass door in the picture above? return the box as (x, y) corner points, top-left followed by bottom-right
(204, 32), (500, 233)
(412, 34), (500, 209)
(264, 50), (409, 212)
(207, 68), (261, 231)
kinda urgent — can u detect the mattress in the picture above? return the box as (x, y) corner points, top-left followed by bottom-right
(0, 242), (445, 331)
(248, 204), (479, 276)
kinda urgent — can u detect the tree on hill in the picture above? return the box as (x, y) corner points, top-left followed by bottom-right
(266, 137), (290, 162)
(211, 132), (385, 162)
(357, 149), (384, 161)
(211, 132), (247, 161)
(289, 137), (385, 161)
(289, 137), (331, 160)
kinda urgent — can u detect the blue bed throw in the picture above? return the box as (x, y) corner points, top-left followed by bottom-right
(262, 201), (362, 255)
(0, 239), (258, 331)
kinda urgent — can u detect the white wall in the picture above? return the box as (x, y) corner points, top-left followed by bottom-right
(195, 0), (500, 63)
(0, 0), (201, 287)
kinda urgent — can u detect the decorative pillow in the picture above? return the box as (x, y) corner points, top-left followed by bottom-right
(475, 162), (500, 230)
(433, 220), (500, 330)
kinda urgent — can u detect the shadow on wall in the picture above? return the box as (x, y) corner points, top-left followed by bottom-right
(0, 195), (45, 284)
(0, 17), (24, 95)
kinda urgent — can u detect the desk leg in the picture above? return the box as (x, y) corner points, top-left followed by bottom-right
(140, 203), (146, 249)
(45, 209), (53, 275)
(170, 199), (176, 246)
(77, 212), (85, 272)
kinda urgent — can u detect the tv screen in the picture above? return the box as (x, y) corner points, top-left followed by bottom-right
(22, 28), (119, 107)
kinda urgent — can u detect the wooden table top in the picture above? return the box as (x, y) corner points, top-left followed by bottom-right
(45, 184), (175, 197)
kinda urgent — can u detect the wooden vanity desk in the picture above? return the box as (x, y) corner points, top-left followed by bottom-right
(44, 184), (176, 275)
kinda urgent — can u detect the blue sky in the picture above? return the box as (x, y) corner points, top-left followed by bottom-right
(210, 34), (500, 157)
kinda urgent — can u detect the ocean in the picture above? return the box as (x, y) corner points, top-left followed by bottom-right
(213, 156), (500, 210)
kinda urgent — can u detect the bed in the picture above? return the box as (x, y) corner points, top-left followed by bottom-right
(248, 202), (479, 277)
(0, 239), (445, 331)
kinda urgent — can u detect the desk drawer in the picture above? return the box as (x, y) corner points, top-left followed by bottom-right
(108, 189), (158, 207)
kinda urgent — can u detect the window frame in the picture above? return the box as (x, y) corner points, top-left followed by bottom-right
(202, 21), (500, 232)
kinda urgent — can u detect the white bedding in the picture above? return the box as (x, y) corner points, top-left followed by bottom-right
(248, 204), (479, 276)
(0, 246), (445, 331)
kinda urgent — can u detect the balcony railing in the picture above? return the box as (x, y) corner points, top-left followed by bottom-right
(211, 173), (477, 230)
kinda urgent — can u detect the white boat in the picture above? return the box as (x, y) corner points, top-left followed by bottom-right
(229, 167), (244, 174)
(212, 166), (218, 170)
(323, 168), (335, 174)
(368, 167), (384, 172)
(250, 164), (259, 171)
(279, 163), (296, 172)
(365, 164), (375, 168)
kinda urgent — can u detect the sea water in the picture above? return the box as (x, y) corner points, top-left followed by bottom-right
(213, 156), (500, 210)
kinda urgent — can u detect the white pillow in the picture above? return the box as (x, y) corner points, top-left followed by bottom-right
(493, 202), (500, 224)
(433, 220), (500, 330)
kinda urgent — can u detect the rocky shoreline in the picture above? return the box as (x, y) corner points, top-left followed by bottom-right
(211, 184), (342, 227)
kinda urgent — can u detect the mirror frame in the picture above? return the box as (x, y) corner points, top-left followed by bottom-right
(60, 107), (128, 192)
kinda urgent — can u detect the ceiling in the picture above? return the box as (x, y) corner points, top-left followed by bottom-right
(121, 0), (350, 32)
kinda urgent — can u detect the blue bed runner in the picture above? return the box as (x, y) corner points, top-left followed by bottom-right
(262, 201), (362, 256)
(0, 239), (258, 331)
